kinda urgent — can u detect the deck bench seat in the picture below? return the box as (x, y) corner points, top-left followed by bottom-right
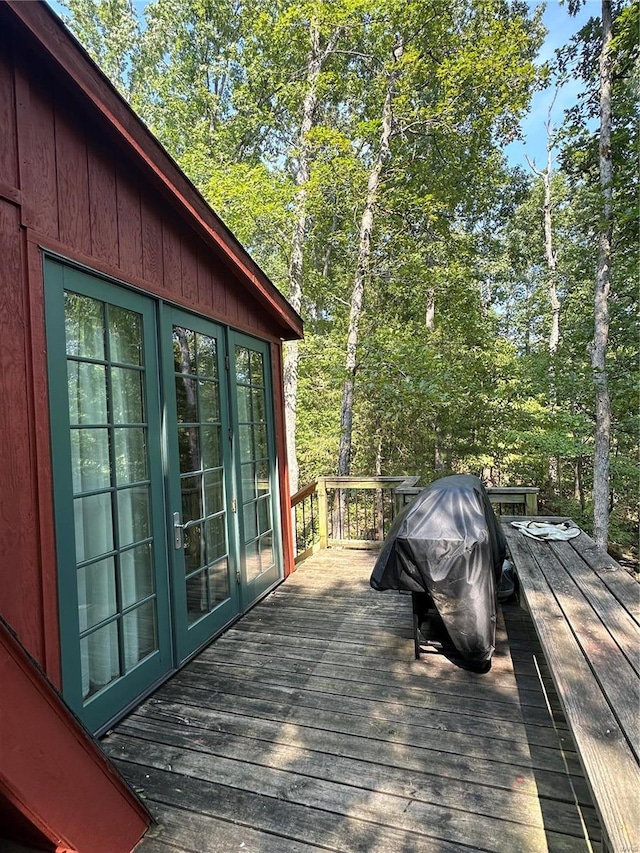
(503, 517), (640, 853)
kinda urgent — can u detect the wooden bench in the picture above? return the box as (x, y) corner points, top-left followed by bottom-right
(502, 517), (640, 853)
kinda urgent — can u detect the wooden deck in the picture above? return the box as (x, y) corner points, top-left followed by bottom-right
(102, 550), (601, 852)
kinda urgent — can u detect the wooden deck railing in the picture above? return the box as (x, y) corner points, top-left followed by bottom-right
(291, 476), (539, 563)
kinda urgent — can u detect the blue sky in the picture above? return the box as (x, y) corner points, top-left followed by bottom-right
(506, 0), (601, 169)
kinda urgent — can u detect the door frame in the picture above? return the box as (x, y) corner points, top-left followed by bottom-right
(161, 305), (242, 664)
(44, 255), (286, 732)
(229, 330), (285, 610)
(44, 258), (173, 733)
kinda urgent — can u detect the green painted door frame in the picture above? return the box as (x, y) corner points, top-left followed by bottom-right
(45, 258), (172, 734)
(45, 258), (283, 733)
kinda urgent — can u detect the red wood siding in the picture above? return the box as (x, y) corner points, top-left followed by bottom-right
(0, 7), (298, 671)
(0, 45), (19, 196)
(0, 201), (47, 666)
(0, 618), (150, 852)
(6, 26), (279, 340)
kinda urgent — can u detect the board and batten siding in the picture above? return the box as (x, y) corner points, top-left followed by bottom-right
(0, 7), (298, 688)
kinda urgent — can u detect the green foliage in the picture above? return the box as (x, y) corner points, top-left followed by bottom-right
(59, 0), (637, 557)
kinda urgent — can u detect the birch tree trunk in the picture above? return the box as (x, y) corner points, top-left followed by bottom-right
(283, 20), (341, 494)
(337, 53), (400, 476)
(592, 0), (613, 549)
(425, 288), (435, 331)
(528, 110), (561, 491)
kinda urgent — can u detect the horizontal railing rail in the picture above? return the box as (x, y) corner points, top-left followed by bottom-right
(290, 476), (539, 563)
(291, 481), (320, 564)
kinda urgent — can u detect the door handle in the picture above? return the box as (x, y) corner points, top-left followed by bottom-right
(173, 512), (185, 549)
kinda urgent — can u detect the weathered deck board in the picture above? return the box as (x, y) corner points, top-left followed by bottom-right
(103, 550), (600, 852)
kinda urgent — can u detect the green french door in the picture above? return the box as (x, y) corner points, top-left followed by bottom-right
(164, 314), (283, 661)
(229, 331), (282, 606)
(163, 309), (239, 662)
(46, 260), (173, 733)
(46, 260), (283, 732)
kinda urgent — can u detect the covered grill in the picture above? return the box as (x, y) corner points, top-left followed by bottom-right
(370, 475), (506, 668)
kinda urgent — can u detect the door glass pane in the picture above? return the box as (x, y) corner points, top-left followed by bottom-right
(196, 333), (217, 378)
(63, 291), (160, 709)
(80, 621), (119, 699)
(118, 486), (150, 547)
(114, 428), (147, 484)
(173, 327), (195, 374)
(65, 293), (105, 359)
(244, 504), (257, 541)
(199, 380), (219, 423)
(173, 322), (230, 623)
(178, 426), (201, 473)
(182, 475), (203, 523)
(74, 493), (113, 562)
(257, 460), (270, 496)
(241, 463), (257, 503)
(208, 559), (229, 604)
(236, 344), (274, 583)
(255, 424), (268, 459)
(109, 305), (142, 365)
(202, 425), (222, 469)
(239, 425), (253, 462)
(71, 429), (111, 493)
(175, 375), (198, 423)
(112, 368), (144, 423)
(237, 385), (250, 422)
(68, 362), (107, 424)
(245, 540), (260, 581)
(235, 348), (250, 383)
(123, 601), (157, 670)
(250, 351), (264, 385)
(260, 534), (274, 572)
(205, 515), (226, 562)
(186, 572), (208, 624)
(77, 557), (117, 630)
(204, 469), (224, 515)
(184, 523), (204, 573)
(120, 543), (154, 608)
(252, 388), (265, 423)
(258, 496), (271, 534)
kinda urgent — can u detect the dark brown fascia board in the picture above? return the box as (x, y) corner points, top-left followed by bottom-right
(6, 0), (303, 341)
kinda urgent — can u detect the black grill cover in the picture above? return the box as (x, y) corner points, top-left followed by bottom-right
(370, 475), (506, 664)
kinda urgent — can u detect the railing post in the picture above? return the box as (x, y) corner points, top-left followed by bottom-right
(526, 491), (538, 515)
(317, 477), (328, 550)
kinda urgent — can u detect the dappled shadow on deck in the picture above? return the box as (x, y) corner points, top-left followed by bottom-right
(102, 550), (600, 852)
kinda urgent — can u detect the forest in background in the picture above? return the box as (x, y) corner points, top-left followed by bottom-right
(58, 0), (638, 564)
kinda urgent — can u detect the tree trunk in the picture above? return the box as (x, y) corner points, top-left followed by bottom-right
(337, 53), (399, 476)
(592, 0), (613, 549)
(283, 20), (341, 494)
(542, 155), (561, 491)
(425, 288), (435, 330)
(528, 113), (561, 491)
